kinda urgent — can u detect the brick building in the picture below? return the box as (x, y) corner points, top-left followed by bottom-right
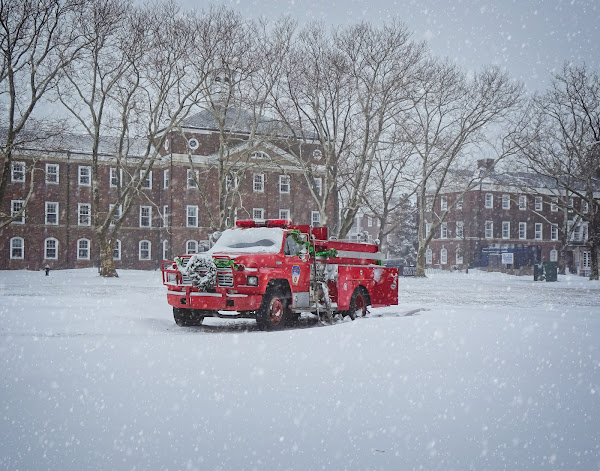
(1, 108), (331, 271)
(424, 160), (600, 275)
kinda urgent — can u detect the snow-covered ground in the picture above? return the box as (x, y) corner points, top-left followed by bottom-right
(1, 268), (598, 470)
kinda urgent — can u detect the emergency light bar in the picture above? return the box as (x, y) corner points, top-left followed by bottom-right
(235, 219), (292, 228)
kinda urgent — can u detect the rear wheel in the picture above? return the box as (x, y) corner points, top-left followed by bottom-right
(256, 288), (289, 330)
(347, 287), (368, 320)
(173, 307), (205, 326)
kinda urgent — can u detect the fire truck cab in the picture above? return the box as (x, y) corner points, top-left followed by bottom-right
(161, 219), (398, 330)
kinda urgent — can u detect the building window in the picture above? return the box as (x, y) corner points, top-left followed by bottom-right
(550, 224), (558, 241)
(440, 222), (447, 239)
(425, 248), (432, 265)
(519, 222), (527, 240)
(502, 194), (510, 209)
(519, 195), (527, 210)
(455, 248), (463, 265)
(279, 175), (290, 194)
(113, 239), (121, 260)
(78, 166), (91, 186)
(251, 151), (269, 160)
(10, 237), (24, 259)
(162, 205), (169, 227)
(582, 200), (589, 213)
(551, 197), (558, 212)
(440, 248), (447, 265)
(44, 238), (58, 260)
(253, 208), (264, 220)
(502, 221), (510, 239)
(368, 217), (373, 227)
(11, 200), (25, 224)
(12, 162), (25, 182)
(314, 177), (322, 196)
(187, 205), (198, 227)
(583, 251), (591, 268)
(109, 204), (122, 226)
(253, 174), (264, 193)
(188, 138), (199, 150)
(162, 240), (168, 261)
(163, 169), (169, 189)
(425, 222), (431, 237)
(440, 196), (447, 211)
(550, 249), (558, 262)
(186, 240), (198, 254)
(485, 221), (493, 239)
(225, 173), (238, 191)
(78, 203), (91, 226)
(535, 223), (543, 240)
(139, 206), (152, 227)
(110, 168), (122, 188)
(139, 240), (151, 260)
(187, 169), (198, 189)
(311, 211), (321, 226)
(140, 170), (152, 189)
(279, 209), (290, 220)
(45, 202), (59, 225)
(46, 163), (59, 184)
(485, 194), (493, 209)
(535, 196), (543, 211)
(456, 221), (464, 239)
(77, 239), (90, 260)
(455, 197), (463, 210)
(425, 198), (433, 212)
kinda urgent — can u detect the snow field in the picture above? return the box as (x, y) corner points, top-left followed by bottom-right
(0, 268), (599, 470)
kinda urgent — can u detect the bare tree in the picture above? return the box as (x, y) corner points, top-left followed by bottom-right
(0, 0), (83, 228)
(520, 63), (600, 280)
(400, 61), (524, 276)
(57, 0), (207, 276)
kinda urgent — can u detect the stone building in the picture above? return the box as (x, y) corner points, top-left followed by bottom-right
(1, 108), (332, 270)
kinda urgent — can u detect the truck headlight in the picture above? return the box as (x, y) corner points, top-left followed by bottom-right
(247, 275), (258, 286)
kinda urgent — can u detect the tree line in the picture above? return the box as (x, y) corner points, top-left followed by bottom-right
(1, 0), (598, 279)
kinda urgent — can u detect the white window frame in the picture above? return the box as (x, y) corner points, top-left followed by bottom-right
(113, 239), (121, 260)
(253, 208), (264, 220)
(78, 203), (91, 226)
(163, 205), (169, 227)
(440, 222), (447, 239)
(519, 222), (527, 240)
(279, 175), (290, 194)
(186, 240), (198, 254)
(535, 223), (543, 240)
(44, 237), (58, 260)
(367, 217), (373, 227)
(11, 199), (25, 224)
(425, 222), (431, 237)
(45, 202), (59, 225)
(45, 163), (59, 184)
(425, 248), (432, 265)
(110, 168), (122, 188)
(519, 195), (527, 210)
(279, 209), (290, 220)
(551, 197), (558, 212)
(535, 196), (543, 211)
(186, 205), (198, 227)
(109, 204), (122, 226)
(78, 166), (91, 186)
(12, 161), (25, 182)
(485, 221), (493, 239)
(583, 251), (591, 268)
(187, 169), (199, 189)
(582, 200), (589, 213)
(456, 197), (463, 210)
(311, 211), (321, 226)
(456, 221), (464, 239)
(502, 194), (510, 210)
(139, 206), (152, 228)
(549, 249), (558, 262)
(440, 196), (447, 211)
(77, 238), (90, 260)
(251, 151), (269, 160)
(10, 237), (24, 259)
(314, 177), (322, 196)
(140, 169), (152, 189)
(550, 224), (558, 241)
(502, 221), (510, 239)
(253, 173), (264, 193)
(139, 240), (151, 260)
(440, 247), (447, 265)
(455, 248), (463, 265)
(163, 169), (170, 189)
(162, 240), (168, 261)
(225, 173), (238, 191)
(485, 193), (493, 209)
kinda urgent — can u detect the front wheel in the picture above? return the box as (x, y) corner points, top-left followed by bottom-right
(173, 307), (205, 326)
(256, 288), (289, 330)
(347, 287), (368, 320)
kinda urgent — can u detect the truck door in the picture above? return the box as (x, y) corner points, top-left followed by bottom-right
(283, 232), (311, 306)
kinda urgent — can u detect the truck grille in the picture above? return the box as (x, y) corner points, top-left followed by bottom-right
(179, 256), (233, 287)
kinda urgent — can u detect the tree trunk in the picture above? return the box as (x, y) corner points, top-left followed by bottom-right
(99, 237), (118, 278)
(415, 243), (427, 277)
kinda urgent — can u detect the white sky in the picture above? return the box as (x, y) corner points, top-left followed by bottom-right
(180, 0), (600, 93)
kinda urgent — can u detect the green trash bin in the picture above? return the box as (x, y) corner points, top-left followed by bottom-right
(533, 263), (544, 281)
(544, 261), (558, 282)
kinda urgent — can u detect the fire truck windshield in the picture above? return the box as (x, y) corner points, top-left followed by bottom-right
(208, 227), (284, 254)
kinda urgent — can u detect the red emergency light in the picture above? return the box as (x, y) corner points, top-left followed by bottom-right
(235, 219), (291, 229)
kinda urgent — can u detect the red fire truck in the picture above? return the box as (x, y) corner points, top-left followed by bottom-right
(161, 219), (398, 330)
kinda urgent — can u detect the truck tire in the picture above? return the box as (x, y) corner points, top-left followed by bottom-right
(256, 288), (289, 330)
(173, 307), (204, 326)
(347, 287), (368, 320)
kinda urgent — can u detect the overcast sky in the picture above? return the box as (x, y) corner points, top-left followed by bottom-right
(180, 0), (599, 93)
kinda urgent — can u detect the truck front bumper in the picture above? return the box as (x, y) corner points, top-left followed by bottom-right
(167, 288), (263, 312)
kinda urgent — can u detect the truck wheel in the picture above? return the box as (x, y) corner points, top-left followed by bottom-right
(256, 288), (289, 330)
(173, 307), (204, 326)
(348, 287), (368, 320)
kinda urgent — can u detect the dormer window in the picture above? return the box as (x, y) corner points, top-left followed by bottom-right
(251, 151), (269, 160)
